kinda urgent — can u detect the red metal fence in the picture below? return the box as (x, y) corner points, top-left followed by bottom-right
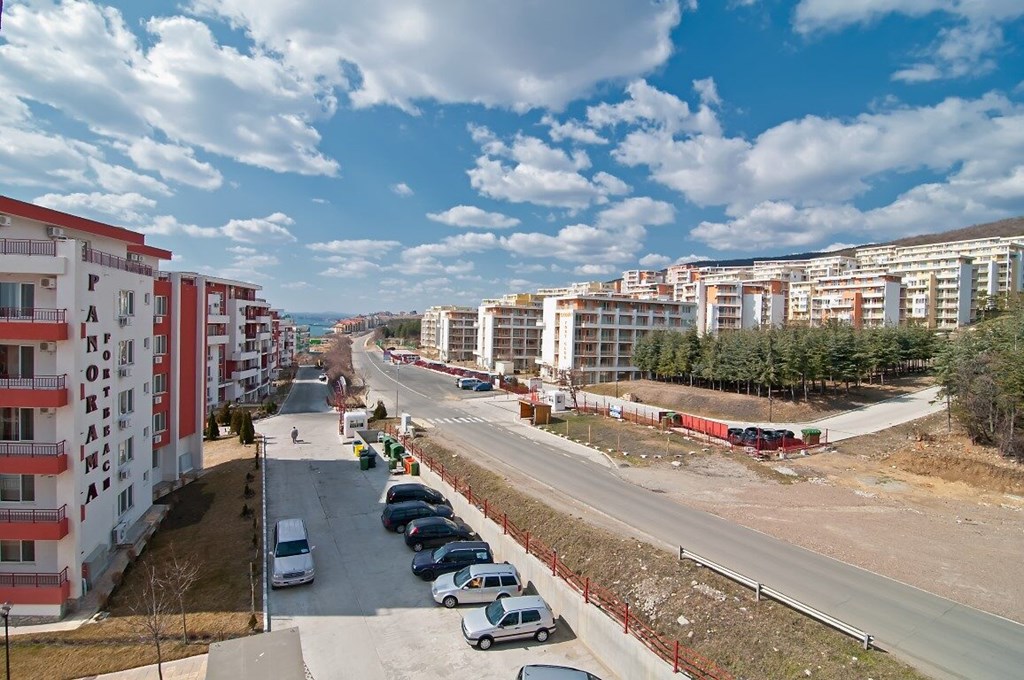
(387, 425), (733, 680)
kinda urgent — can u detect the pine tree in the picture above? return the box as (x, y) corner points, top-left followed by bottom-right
(206, 411), (219, 440)
(231, 408), (245, 434)
(240, 411), (256, 445)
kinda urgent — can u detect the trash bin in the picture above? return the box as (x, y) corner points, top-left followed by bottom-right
(410, 461), (420, 476)
(801, 428), (821, 446)
(388, 458), (398, 472)
(359, 455), (370, 471)
(365, 454), (376, 469)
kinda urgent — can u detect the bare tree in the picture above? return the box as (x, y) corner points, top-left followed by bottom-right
(160, 545), (201, 645)
(556, 368), (586, 410)
(128, 565), (173, 680)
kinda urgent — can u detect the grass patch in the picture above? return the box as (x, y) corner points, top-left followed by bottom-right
(11, 439), (262, 680)
(413, 434), (925, 680)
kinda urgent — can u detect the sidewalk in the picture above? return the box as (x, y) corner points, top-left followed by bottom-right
(78, 654), (208, 680)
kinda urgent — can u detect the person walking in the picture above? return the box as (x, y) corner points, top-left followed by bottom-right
(291, 426), (299, 444)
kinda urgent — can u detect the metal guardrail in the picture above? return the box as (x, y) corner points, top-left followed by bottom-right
(0, 566), (70, 588)
(82, 247), (154, 276)
(0, 374), (67, 389)
(679, 547), (873, 650)
(0, 307), (67, 322)
(0, 239), (57, 256)
(0, 441), (66, 457)
(0, 504), (67, 523)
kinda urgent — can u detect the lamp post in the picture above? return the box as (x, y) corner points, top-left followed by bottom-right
(2, 600), (11, 680)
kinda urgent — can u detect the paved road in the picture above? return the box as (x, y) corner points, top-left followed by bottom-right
(355, 343), (1024, 680)
(262, 364), (613, 680)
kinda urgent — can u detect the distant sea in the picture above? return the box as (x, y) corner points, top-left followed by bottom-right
(288, 313), (346, 338)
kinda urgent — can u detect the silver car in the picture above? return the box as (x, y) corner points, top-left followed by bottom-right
(432, 563), (522, 608)
(271, 518), (315, 588)
(461, 595), (555, 650)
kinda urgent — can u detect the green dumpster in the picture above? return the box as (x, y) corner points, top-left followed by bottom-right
(410, 461), (420, 476)
(388, 459), (398, 472)
(359, 456), (370, 471)
(801, 428), (822, 446)
(365, 454), (377, 469)
(391, 445), (406, 460)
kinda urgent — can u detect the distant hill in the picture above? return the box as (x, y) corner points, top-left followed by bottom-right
(687, 215), (1024, 269)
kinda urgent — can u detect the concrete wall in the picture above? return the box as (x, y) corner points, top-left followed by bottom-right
(416, 463), (680, 680)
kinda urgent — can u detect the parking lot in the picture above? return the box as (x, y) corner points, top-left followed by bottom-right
(261, 395), (614, 680)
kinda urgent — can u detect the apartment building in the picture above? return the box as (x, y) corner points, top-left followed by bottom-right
(420, 305), (476, 362)
(278, 318), (297, 368)
(809, 271), (904, 328)
(538, 293), (697, 383)
(0, 196), (289, 617)
(0, 197), (173, 615)
(668, 266), (787, 336)
(475, 294), (544, 373)
(619, 269), (665, 296)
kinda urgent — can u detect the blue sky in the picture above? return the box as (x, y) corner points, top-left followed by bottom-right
(1, 1), (1023, 315)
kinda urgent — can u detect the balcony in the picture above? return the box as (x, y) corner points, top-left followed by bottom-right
(0, 375), (69, 408)
(82, 247), (153, 276)
(0, 441), (68, 474)
(0, 308), (69, 342)
(0, 504), (69, 540)
(0, 567), (71, 606)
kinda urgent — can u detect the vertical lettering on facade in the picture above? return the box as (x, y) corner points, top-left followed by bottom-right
(80, 272), (113, 520)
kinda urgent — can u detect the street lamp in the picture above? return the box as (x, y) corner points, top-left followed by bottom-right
(2, 600), (11, 680)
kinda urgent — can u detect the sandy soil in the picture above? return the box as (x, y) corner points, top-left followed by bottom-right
(618, 414), (1024, 622)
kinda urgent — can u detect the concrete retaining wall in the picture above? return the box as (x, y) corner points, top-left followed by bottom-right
(417, 463), (680, 680)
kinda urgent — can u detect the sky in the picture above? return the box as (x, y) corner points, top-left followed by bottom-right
(1, 1), (1023, 315)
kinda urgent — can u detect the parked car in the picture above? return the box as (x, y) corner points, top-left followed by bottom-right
(432, 562), (522, 608)
(458, 378), (483, 389)
(386, 483), (449, 506)
(472, 382), (493, 392)
(271, 518), (315, 588)
(517, 666), (604, 680)
(461, 595), (556, 650)
(411, 540), (494, 580)
(726, 427), (745, 444)
(381, 501), (454, 533)
(404, 516), (475, 552)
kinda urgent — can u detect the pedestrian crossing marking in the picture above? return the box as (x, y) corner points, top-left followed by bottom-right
(423, 416), (488, 424)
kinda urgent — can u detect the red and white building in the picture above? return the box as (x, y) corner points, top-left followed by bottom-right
(0, 196), (288, 616)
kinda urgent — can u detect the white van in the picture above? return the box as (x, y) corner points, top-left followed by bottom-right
(271, 518), (315, 588)
(431, 562), (522, 608)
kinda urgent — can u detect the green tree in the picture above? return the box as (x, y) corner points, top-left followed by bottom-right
(217, 401), (232, 426)
(230, 408), (245, 434)
(372, 400), (388, 421)
(239, 411), (256, 445)
(206, 411), (219, 441)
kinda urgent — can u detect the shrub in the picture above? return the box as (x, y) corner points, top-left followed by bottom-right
(218, 402), (232, 426)
(372, 400), (388, 421)
(240, 411), (256, 445)
(262, 398), (278, 414)
(230, 409), (245, 434)
(206, 411), (219, 440)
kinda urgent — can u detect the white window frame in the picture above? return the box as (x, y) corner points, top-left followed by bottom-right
(117, 486), (134, 516)
(153, 373), (167, 394)
(154, 334), (167, 355)
(153, 411), (167, 434)
(118, 389), (134, 416)
(0, 474), (35, 502)
(118, 339), (134, 367)
(0, 539), (35, 563)
(118, 437), (134, 465)
(118, 290), (135, 317)
(155, 295), (168, 316)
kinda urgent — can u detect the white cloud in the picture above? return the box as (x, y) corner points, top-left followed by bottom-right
(391, 182), (414, 197)
(307, 239), (403, 258)
(227, 246), (258, 255)
(892, 21), (1004, 82)
(426, 205), (520, 229)
(502, 223), (647, 264)
(574, 264), (617, 276)
(597, 197), (676, 228)
(32, 191), (156, 224)
(403, 233), (501, 260)
(280, 281), (315, 290)
(311, 198), (329, 204)
(320, 261), (382, 278)
(190, 0), (682, 112)
(119, 138), (223, 190)
(541, 115), (608, 145)
(221, 213), (297, 243)
(0, 2), (338, 178)
(468, 132), (629, 209)
(139, 215), (222, 239)
(638, 253), (672, 268)
(89, 159), (172, 196)
(587, 79), (722, 136)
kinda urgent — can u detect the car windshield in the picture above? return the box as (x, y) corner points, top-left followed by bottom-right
(454, 567), (472, 586)
(275, 539), (310, 558)
(432, 545), (449, 561)
(484, 599), (506, 625)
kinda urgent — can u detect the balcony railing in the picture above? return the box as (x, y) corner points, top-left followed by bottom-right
(0, 375), (66, 390)
(0, 567), (69, 588)
(0, 505), (67, 524)
(0, 307), (67, 322)
(0, 441), (66, 456)
(82, 248), (154, 276)
(0, 239), (57, 256)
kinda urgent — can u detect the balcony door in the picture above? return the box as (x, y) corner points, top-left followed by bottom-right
(0, 345), (34, 379)
(0, 408), (33, 441)
(0, 282), (34, 319)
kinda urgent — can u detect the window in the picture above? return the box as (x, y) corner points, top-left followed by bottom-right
(0, 475), (35, 502)
(143, 337), (150, 349)
(118, 290), (135, 317)
(118, 438), (134, 465)
(500, 613), (520, 627)
(117, 486), (134, 515)
(153, 412), (166, 433)
(521, 610), (541, 624)
(500, 575), (518, 587)
(153, 373), (166, 394)
(155, 295), (168, 315)
(118, 389), (134, 415)
(0, 282), (34, 318)
(118, 339), (134, 366)
(0, 408), (33, 440)
(154, 335), (167, 355)
(484, 576), (500, 588)
(0, 540), (34, 563)
(152, 448), (159, 469)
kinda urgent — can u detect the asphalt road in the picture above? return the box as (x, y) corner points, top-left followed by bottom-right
(354, 341), (1024, 680)
(262, 364), (613, 680)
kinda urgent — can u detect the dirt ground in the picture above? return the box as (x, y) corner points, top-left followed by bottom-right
(585, 374), (936, 423)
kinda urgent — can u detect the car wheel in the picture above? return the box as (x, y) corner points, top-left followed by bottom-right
(413, 542), (424, 552)
(442, 595), (458, 609)
(478, 636), (493, 650)
(422, 571), (435, 581)
(496, 592), (509, 599)
(535, 629), (549, 643)
(394, 524), (405, 534)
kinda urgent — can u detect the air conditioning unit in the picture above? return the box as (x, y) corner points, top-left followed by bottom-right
(154, 355), (164, 364)
(46, 226), (66, 239)
(112, 522), (129, 545)
(40, 277), (56, 289)
(39, 407), (54, 415)
(0, 215), (12, 227)
(118, 416), (131, 430)
(154, 395), (163, 405)
(118, 316), (130, 327)
(155, 316), (164, 324)
(39, 342), (56, 352)
(118, 366), (131, 378)
(127, 252), (142, 262)
(143, 426), (150, 437)
(118, 469), (130, 481)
